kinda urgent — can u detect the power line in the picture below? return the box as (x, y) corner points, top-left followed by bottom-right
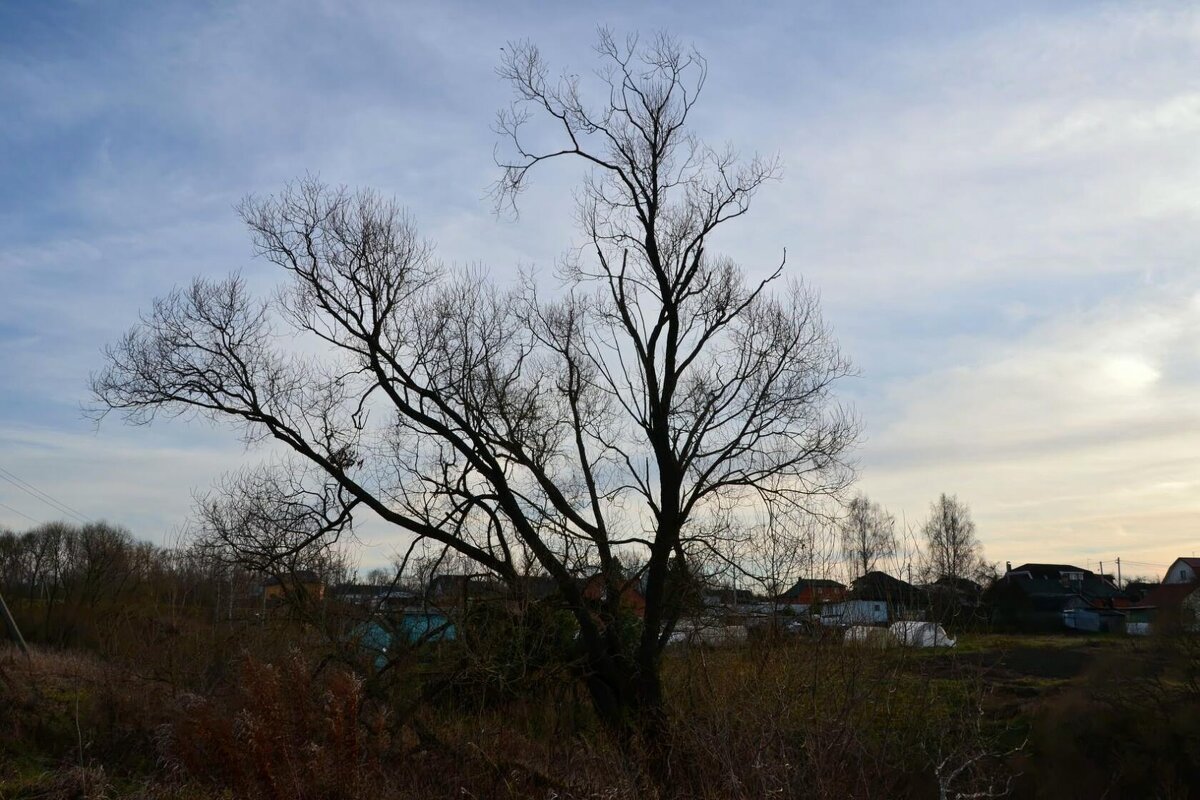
(1117, 559), (1168, 569)
(0, 466), (90, 523)
(0, 466), (90, 521)
(0, 472), (88, 523)
(0, 501), (42, 526)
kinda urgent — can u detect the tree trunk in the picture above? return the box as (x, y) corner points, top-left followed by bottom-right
(580, 644), (672, 789)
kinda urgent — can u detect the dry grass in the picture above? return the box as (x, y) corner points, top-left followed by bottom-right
(3, 635), (1198, 799)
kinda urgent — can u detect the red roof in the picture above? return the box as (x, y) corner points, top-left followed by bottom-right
(1139, 582), (1197, 609)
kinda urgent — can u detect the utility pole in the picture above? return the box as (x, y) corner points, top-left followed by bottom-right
(1116, 557), (1122, 590)
(0, 590), (29, 656)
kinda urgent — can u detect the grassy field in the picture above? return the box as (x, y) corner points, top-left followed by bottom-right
(1, 631), (1197, 799)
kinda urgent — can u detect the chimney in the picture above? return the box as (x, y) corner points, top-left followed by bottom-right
(1005, 561), (1011, 574)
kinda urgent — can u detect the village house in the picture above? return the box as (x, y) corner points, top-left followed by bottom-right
(426, 573), (506, 607)
(1164, 557), (1200, 585)
(330, 583), (422, 610)
(984, 563), (1128, 631)
(259, 570), (325, 604)
(581, 572), (647, 618)
(1125, 557), (1200, 634)
(923, 575), (986, 625)
(422, 569), (648, 619)
(821, 571), (925, 626)
(777, 578), (846, 612)
(1122, 579), (1159, 604)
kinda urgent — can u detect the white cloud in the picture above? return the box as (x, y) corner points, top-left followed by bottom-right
(860, 278), (1200, 571)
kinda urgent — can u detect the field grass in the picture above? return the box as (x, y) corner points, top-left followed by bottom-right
(2, 630), (1198, 799)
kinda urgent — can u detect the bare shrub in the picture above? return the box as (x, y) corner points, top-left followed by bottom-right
(163, 652), (386, 800)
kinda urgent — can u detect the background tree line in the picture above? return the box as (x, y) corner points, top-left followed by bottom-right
(0, 520), (352, 651)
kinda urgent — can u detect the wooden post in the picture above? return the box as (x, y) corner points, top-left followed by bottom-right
(0, 590), (29, 656)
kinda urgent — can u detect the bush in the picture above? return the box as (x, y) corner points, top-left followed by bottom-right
(163, 652), (390, 800)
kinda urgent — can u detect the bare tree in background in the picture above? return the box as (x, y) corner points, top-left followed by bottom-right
(191, 462), (356, 580)
(90, 30), (856, 737)
(921, 493), (984, 584)
(840, 493), (896, 578)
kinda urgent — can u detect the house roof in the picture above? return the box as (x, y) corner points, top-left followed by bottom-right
(1140, 582), (1198, 609)
(1167, 557), (1200, 578)
(702, 586), (758, 602)
(851, 571), (924, 603)
(930, 576), (983, 594)
(995, 566), (1127, 606)
(1009, 563), (1090, 579)
(780, 578), (845, 599)
(1012, 577), (1077, 597)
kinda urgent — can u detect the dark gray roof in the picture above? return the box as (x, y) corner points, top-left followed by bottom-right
(998, 567), (1127, 603)
(1009, 564), (1089, 579)
(851, 571), (925, 603)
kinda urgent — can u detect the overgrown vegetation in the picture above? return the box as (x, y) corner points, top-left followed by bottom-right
(3, 591), (1198, 799)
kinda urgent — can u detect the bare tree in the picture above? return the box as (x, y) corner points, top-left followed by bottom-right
(90, 30), (856, 737)
(191, 462), (356, 580)
(840, 493), (896, 578)
(921, 494), (984, 584)
(364, 567), (391, 587)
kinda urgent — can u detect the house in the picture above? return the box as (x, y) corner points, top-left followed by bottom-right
(331, 583), (421, 609)
(515, 574), (561, 603)
(927, 576), (983, 602)
(1123, 580), (1159, 604)
(1063, 602), (1127, 633)
(983, 563), (1128, 632)
(260, 570), (325, 604)
(427, 574), (505, 606)
(701, 587), (761, 608)
(1163, 557), (1200, 585)
(852, 571), (927, 619)
(778, 578), (846, 611)
(582, 572), (646, 618)
(820, 599), (890, 626)
(819, 572), (925, 627)
(925, 576), (985, 624)
(1125, 573), (1200, 634)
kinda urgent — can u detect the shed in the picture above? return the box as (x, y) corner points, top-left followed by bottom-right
(821, 599), (889, 626)
(1063, 605), (1125, 633)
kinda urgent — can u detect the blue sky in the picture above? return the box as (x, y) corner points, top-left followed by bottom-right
(2, 0), (1199, 575)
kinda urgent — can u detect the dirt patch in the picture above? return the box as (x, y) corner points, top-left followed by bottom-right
(991, 646), (1093, 679)
(901, 641), (1099, 685)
